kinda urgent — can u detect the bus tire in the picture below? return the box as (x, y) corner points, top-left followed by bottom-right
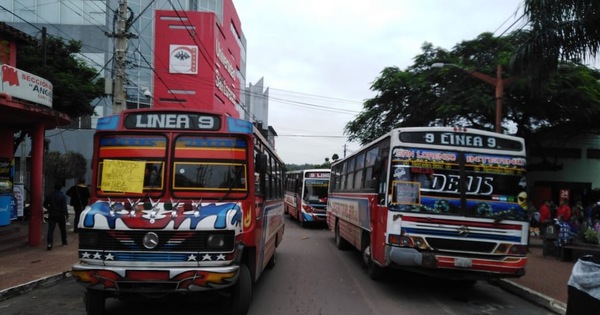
(229, 264), (252, 315)
(85, 288), (105, 315)
(362, 234), (384, 281)
(266, 245), (276, 269)
(335, 221), (350, 250)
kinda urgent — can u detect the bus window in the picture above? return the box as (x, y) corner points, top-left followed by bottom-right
(303, 179), (328, 204)
(144, 163), (163, 188)
(173, 162), (247, 191)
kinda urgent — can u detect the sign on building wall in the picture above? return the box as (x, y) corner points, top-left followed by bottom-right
(0, 64), (53, 107)
(169, 45), (198, 74)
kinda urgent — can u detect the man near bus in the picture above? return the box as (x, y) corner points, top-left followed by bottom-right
(44, 183), (68, 250)
(66, 178), (90, 233)
(539, 200), (552, 223)
(557, 198), (572, 222)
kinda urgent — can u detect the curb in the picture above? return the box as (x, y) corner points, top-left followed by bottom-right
(0, 271), (72, 302)
(494, 279), (567, 315)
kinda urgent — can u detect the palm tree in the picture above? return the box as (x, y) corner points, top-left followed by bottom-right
(512, 0), (600, 79)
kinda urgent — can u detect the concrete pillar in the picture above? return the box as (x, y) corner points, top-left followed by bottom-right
(28, 123), (44, 247)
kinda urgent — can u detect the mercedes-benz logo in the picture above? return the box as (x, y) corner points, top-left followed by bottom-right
(143, 232), (159, 249)
(457, 225), (470, 237)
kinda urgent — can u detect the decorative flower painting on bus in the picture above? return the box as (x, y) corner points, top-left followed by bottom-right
(80, 200), (243, 232)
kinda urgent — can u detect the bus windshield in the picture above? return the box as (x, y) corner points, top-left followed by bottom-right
(172, 135), (248, 194)
(96, 134), (168, 195)
(173, 162), (246, 190)
(303, 179), (329, 204)
(388, 147), (528, 220)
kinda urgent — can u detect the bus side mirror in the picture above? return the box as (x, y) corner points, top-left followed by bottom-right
(256, 153), (268, 174)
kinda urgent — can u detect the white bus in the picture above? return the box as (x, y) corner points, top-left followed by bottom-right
(327, 127), (529, 282)
(284, 169), (330, 227)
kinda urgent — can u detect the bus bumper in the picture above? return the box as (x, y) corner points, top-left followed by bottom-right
(387, 246), (527, 277)
(301, 212), (327, 222)
(71, 263), (240, 293)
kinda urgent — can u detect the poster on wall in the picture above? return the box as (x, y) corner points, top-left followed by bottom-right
(169, 45), (198, 74)
(13, 184), (24, 218)
(0, 158), (12, 195)
(560, 189), (570, 201)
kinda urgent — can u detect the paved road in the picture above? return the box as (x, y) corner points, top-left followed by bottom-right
(0, 216), (555, 315)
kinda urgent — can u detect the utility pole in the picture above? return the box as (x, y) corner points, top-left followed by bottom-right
(431, 63), (514, 134)
(110, 0), (131, 114)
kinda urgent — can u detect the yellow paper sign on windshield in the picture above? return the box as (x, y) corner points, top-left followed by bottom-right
(101, 159), (145, 193)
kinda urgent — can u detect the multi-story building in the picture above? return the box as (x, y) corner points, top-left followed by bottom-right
(0, 0), (269, 124)
(1, 0), (275, 193)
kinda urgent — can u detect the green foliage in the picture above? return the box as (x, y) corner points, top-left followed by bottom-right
(44, 151), (87, 188)
(345, 30), (600, 154)
(16, 36), (105, 119)
(584, 226), (599, 244)
(513, 0), (600, 81)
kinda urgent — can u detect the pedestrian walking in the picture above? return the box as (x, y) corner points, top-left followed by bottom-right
(43, 183), (68, 250)
(66, 178), (90, 232)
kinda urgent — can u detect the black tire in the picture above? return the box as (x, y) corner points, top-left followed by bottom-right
(361, 236), (384, 281)
(335, 221), (350, 250)
(266, 247), (276, 270)
(85, 289), (105, 315)
(299, 212), (305, 228)
(229, 264), (252, 315)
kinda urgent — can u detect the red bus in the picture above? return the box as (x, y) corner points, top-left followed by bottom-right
(71, 108), (285, 315)
(328, 127), (529, 284)
(284, 169), (330, 227)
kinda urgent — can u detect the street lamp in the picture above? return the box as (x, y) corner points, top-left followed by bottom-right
(431, 63), (513, 133)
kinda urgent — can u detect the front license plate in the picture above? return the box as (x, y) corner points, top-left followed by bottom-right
(454, 257), (472, 268)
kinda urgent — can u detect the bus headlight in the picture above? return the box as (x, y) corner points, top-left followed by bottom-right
(207, 234), (226, 249)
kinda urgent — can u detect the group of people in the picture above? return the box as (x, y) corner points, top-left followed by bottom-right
(43, 178), (90, 250)
(531, 198), (589, 246)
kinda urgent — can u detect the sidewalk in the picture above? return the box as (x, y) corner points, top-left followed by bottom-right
(0, 219), (79, 301)
(0, 224), (572, 314)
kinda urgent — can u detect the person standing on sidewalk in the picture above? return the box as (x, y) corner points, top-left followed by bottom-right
(43, 183), (68, 250)
(557, 198), (572, 223)
(539, 200), (552, 222)
(66, 178), (90, 233)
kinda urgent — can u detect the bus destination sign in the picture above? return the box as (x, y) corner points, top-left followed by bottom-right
(307, 172), (330, 178)
(399, 131), (523, 151)
(124, 112), (221, 131)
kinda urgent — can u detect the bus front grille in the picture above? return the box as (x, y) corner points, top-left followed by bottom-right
(80, 230), (235, 252)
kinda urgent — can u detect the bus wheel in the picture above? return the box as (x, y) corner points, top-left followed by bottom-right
(335, 221), (350, 250)
(229, 264), (252, 315)
(266, 247), (276, 269)
(362, 241), (384, 281)
(84, 288), (105, 315)
(299, 212), (305, 228)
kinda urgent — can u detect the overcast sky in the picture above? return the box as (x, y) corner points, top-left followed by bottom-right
(233, 0), (526, 165)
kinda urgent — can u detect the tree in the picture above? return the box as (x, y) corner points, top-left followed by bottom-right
(345, 32), (600, 156)
(44, 151), (88, 193)
(18, 36), (105, 118)
(13, 36), (106, 153)
(512, 0), (600, 80)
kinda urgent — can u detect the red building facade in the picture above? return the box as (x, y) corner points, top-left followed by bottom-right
(153, 1), (243, 118)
